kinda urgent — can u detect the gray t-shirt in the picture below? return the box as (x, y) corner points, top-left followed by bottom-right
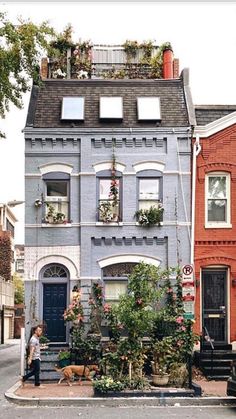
(30, 335), (40, 360)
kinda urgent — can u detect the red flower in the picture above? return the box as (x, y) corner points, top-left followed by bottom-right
(176, 316), (184, 324)
(136, 298), (143, 305)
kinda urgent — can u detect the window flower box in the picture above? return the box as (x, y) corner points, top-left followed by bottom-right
(135, 204), (163, 226)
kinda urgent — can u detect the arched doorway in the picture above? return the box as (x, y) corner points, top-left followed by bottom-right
(41, 264), (68, 342)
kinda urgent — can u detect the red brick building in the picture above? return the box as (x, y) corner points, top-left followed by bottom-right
(193, 106), (236, 347)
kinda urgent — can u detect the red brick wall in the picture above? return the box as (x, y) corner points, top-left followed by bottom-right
(194, 124), (236, 342)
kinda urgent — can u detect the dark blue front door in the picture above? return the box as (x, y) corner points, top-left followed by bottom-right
(43, 283), (67, 342)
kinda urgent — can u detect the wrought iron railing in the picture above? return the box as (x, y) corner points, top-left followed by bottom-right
(201, 326), (214, 377)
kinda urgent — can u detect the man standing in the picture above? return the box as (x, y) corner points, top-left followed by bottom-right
(21, 325), (45, 388)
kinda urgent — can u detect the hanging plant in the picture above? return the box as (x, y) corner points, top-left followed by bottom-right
(109, 152), (119, 207)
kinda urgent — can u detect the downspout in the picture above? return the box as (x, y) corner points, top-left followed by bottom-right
(191, 133), (201, 265)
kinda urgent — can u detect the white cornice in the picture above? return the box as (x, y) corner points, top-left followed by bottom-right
(194, 111), (236, 138)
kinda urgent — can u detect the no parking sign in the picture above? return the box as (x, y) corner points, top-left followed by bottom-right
(182, 264), (195, 320)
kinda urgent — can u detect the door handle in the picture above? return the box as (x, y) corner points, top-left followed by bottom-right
(219, 305), (226, 314)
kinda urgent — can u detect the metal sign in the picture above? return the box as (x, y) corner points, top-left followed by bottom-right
(182, 264), (194, 283)
(182, 264), (195, 320)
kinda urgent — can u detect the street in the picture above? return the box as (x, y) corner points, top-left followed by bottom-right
(1, 341), (236, 418)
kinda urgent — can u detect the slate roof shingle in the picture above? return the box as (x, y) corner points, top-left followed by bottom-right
(26, 79), (190, 129)
(195, 105), (236, 126)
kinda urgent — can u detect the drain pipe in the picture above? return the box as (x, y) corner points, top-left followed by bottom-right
(191, 133), (201, 265)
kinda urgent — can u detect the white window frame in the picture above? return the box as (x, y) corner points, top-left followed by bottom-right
(45, 179), (70, 221)
(137, 97), (161, 121)
(138, 177), (161, 210)
(104, 279), (128, 304)
(61, 97), (84, 120)
(205, 172), (231, 228)
(99, 96), (123, 119)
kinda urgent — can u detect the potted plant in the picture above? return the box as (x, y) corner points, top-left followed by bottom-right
(58, 350), (71, 368)
(150, 337), (173, 386)
(44, 203), (66, 224)
(135, 204), (164, 226)
(54, 212), (66, 223)
(39, 335), (50, 349)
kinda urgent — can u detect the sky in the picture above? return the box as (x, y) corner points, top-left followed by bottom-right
(1, 1), (236, 243)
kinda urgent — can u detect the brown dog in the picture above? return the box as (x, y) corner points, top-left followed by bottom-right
(55, 364), (99, 386)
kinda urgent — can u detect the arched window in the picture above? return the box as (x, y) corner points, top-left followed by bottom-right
(43, 264), (68, 278)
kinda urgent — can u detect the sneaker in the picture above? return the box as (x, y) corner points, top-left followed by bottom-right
(36, 385), (46, 388)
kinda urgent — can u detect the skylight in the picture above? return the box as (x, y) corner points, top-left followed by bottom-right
(100, 97), (123, 119)
(137, 97), (161, 121)
(61, 97), (84, 120)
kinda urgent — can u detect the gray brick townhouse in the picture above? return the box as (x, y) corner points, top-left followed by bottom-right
(24, 47), (195, 343)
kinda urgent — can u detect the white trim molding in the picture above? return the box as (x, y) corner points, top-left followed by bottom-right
(39, 163), (74, 175)
(194, 111), (236, 138)
(98, 254), (161, 268)
(133, 161), (165, 173)
(32, 255), (79, 279)
(93, 161), (126, 173)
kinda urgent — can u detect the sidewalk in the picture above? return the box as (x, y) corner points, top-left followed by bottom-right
(5, 378), (236, 407)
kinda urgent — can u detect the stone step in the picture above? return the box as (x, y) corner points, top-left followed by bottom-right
(195, 350), (236, 359)
(201, 343), (232, 351)
(206, 375), (230, 381)
(200, 359), (232, 366)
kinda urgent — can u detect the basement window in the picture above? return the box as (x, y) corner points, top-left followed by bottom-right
(99, 97), (123, 120)
(137, 97), (161, 121)
(61, 97), (84, 120)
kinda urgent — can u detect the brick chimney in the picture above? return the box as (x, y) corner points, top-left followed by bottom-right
(163, 48), (174, 79)
(173, 58), (179, 79)
(40, 58), (48, 79)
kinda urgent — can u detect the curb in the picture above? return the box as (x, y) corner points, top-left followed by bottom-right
(5, 381), (236, 407)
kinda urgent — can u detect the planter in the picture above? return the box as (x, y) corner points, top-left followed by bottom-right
(151, 373), (169, 386)
(58, 358), (71, 368)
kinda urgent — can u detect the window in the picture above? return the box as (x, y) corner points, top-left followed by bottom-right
(6, 219), (14, 237)
(206, 173), (231, 227)
(61, 97), (84, 120)
(98, 175), (121, 222)
(103, 263), (136, 303)
(137, 97), (161, 121)
(104, 281), (127, 303)
(138, 178), (161, 210)
(43, 172), (70, 223)
(99, 97), (123, 119)
(43, 265), (68, 278)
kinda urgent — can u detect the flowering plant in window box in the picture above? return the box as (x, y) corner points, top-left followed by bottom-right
(135, 204), (164, 226)
(44, 203), (66, 224)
